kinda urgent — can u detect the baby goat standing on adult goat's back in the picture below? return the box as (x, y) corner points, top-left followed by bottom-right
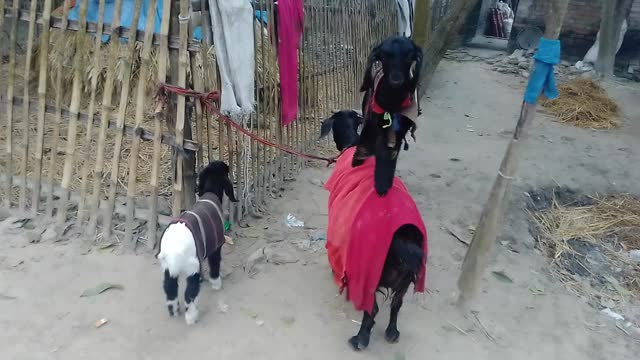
(156, 161), (238, 325)
(320, 110), (428, 350)
(354, 36), (423, 196)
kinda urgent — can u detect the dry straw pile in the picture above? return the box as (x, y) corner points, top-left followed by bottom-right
(532, 193), (640, 305)
(542, 78), (620, 129)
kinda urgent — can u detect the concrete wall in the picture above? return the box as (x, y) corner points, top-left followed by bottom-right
(508, 0), (640, 62)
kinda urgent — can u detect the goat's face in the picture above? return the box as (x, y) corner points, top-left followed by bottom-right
(197, 161), (238, 203)
(319, 110), (363, 151)
(361, 37), (423, 93)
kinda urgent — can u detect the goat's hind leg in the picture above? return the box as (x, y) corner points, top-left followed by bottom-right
(349, 300), (379, 351)
(207, 247), (222, 290)
(184, 273), (201, 325)
(385, 281), (410, 343)
(163, 270), (180, 317)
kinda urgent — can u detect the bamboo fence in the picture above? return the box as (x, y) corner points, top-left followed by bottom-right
(0, 0), (397, 250)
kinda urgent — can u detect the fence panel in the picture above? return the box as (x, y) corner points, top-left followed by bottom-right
(0, 0), (398, 249)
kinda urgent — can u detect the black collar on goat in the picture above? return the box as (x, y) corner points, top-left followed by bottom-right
(353, 36), (423, 197)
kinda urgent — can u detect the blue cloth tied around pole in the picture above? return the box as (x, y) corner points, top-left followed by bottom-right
(524, 38), (561, 104)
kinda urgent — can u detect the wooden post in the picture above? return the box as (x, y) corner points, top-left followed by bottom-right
(18, 0), (39, 211)
(87, 0), (124, 237)
(57, 0), (90, 226)
(413, 0), (432, 54)
(595, 0), (635, 79)
(3, 0), (19, 209)
(457, 0), (570, 307)
(31, 0), (54, 216)
(124, 0), (158, 251)
(77, 0), (107, 223)
(148, 0), (172, 250)
(103, 0), (143, 240)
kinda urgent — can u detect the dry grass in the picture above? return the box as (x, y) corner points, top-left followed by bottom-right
(531, 193), (640, 304)
(542, 78), (620, 129)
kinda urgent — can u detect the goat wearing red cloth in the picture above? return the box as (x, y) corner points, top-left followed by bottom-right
(320, 110), (428, 351)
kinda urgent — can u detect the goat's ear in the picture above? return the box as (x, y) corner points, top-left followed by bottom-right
(196, 165), (211, 197)
(319, 115), (335, 140)
(223, 175), (239, 203)
(410, 44), (424, 87)
(360, 44), (381, 92)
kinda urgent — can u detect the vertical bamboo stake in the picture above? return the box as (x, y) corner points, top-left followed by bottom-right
(45, 0), (71, 217)
(123, 0), (157, 250)
(3, 0), (19, 209)
(192, 53), (205, 171)
(57, 0), (90, 226)
(31, 0), (54, 216)
(253, 7), (262, 207)
(18, 0), (38, 211)
(87, 0), (124, 237)
(103, 0), (143, 240)
(148, 0), (172, 250)
(457, 0), (570, 307)
(172, 0), (190, 216)
(77, 0), (107, 223)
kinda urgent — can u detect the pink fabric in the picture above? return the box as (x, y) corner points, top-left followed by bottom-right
(276, 0), (304, 125)
(325, 147), (428, 313)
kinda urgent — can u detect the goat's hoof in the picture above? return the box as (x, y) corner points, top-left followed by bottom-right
(375, 186), (389, 197)
(185, 306), (199, 325)
(385, 328), (400, 343)
(348, 335), (369, 351)
(209, 277), (222, 290)
(167, 300), (181, 317)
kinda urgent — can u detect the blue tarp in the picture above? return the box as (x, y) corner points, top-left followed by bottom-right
(524, 38), (560, 105)
(68, 0), (163, 43)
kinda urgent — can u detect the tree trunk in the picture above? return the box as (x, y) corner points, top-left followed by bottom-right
(595, 0), (634, 79)
(416, 0), (481, 99)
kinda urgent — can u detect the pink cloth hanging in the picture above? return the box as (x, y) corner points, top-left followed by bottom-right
(276, 0), (304, 125)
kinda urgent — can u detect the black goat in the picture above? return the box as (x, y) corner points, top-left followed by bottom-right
(353, 36), (423, 196)
(320, 110), (427, 350)
(157, 161), (238, 325)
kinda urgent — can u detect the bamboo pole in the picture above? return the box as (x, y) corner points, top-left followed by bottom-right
(17, 0), (38, 211)
(123, 0), (157, 250)
(3, 0), (19, 209)
(45, 0), (71, 217)
(57, 0), (90, 226)
(171, 0), (190, 216)
(31, 0), (54, 216)
(192, 53), (205, 171)
(87, 0), (125, 237)
(148, 0), (172, 250)
(457, 0), (570, 307)
(77, 0), (107, 224)
(103, 0), (143, 240)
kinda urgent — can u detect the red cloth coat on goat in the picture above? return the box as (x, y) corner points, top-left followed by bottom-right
(325, 147), (428, 313)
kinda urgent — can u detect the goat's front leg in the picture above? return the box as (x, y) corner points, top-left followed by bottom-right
(184, 273), (201, 325)
(385, 282), (410, 343)
(163, 270), (180, 317)
(373, 137), (397, 196)
(207, 247), (222, 290)
(349, 299), (379, 351)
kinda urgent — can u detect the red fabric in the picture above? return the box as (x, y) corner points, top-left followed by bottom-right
(276, 0), (304, 126)
(325, 147), (428, 313)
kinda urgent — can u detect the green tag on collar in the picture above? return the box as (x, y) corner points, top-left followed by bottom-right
(383, 112), (392, 128)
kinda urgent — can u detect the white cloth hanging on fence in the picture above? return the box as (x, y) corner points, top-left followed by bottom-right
(208, 0), (255, 119)
(396, 0), (414, 37)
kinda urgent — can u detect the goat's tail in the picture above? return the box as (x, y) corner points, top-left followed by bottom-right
(390, 225), (425, 283)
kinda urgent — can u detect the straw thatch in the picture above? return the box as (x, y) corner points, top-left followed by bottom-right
(541, 78), (620, 129)
(531, 193), (640, 305)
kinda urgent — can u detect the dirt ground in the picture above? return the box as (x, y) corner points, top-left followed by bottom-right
(2, 53), (640, 360)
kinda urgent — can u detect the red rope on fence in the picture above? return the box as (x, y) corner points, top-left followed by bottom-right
(157, 83), (342, 166)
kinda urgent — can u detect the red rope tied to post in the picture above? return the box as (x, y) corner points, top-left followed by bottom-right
(156, 83), (341, 166)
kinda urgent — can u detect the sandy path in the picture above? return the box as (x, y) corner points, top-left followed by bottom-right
(1, 57), (639, 360)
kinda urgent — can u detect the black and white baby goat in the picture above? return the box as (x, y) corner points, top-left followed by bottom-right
(156, 161), (238, 325)
(354, 36), (423, 196)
